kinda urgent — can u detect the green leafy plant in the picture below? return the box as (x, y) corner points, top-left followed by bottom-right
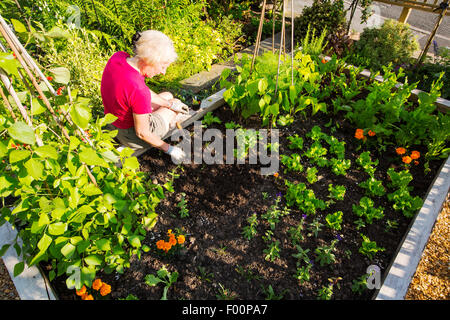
(288, 220), (306, 245)
(176, 192), (189, 218)
(330, 158), (351, 176)
(242, 213), (259, 240)
(294, 264), (312, 284)
(327, 184), (346, 202)
(287, 134), (304, 150)
(280, 153), (304, 173)
(263, 240), (281, 262)
(202, 111), (222, 127)
(325, 211), (343, 231)
(294, 0), (346, 45)
(307, 218), (324, 238)
(315, 239), (338, 266)
(359, 234), (385, 259)
(350, 19), (419, 72)
(261, 284), (288, 300)
(285, 181), (326, 215)
(306, 166), (318, 184)
(387, 188), (423, 218)
(216, 283), (237, 300)
(351, 274), (368, 295)
(356, 151), (378, 177)
(359, 177), (386, 197)
(352, 197), (384, 224)
(304, 141), (329, 167)
(145, 265), (179, 300)
(292, 245), (311, 266)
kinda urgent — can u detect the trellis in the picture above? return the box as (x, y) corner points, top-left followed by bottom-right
(0, 13), (99, 186)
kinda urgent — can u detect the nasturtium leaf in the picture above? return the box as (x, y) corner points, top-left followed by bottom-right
(48, 67), (71, 84)
(24, 158), (44, 180)
(9, 149), (31, 163)
(38, 213), (50, 228)
(258, 78), (268, 93)
(7, 121), (35, 145)
(35, 145), (58, 160)
(98, 113), (118, 127)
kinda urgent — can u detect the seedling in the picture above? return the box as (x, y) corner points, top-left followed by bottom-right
(261, 284), (288, 300)
(359, 234), (385, 259)
(306, 166), (318, 184)
(176, 192), (189, 218)
(145, 265), (179, 300)
(315, 240), (338, 266)
(242, 213), (259, 240)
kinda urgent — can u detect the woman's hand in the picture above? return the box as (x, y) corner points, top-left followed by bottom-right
(168, 99), (189, 114)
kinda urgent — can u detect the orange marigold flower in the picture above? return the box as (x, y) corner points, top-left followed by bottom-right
(396, 147), (406, 155)
(156, 240), (165, 250)
(167, 229), (172, 235)
(414, 160), (419, 166)
(273, 172), (279, 178)
(321, 58), (327, 64)
(169, 235), (177, 246)
(368, 130), (376, 137)
(410, 150), (420, 159)
(402, 156), (412, 164)
(76, 285), (87, 296)
(92, 278), (103, 291)
(99, 283), (111, 296)
(46, 76), (53, 81)
(177, 234), (185, 244)
(354, 129), (364, 140)
(82, 294), (94, 300)
(163, 242), (172, 252)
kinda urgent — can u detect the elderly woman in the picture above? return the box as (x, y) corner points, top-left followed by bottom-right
(101, 30), (187, 161)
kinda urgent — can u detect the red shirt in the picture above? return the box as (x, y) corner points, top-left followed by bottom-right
(101, 51), (152, 129)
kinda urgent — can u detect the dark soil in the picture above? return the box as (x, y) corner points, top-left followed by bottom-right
(46, 104), (444, 301)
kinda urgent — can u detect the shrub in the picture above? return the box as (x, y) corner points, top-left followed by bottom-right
(351, 19), (419, 72)
(294, 0), (346, 45)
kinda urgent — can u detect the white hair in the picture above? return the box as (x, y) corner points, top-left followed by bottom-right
(133, 30), (178, 65)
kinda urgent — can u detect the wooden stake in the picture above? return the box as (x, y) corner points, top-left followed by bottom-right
(251, 0), (267, 74)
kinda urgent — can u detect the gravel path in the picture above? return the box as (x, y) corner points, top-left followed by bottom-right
(406, 193), (450, 300)
(0, 258), (19, 300)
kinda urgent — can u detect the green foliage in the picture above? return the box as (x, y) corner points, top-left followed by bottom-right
(304, 141), (329, 167)
(287, 134), (304, 150)
(359, 234), (385, 259)
(280, 153), (304, 173)
(261, 197), (290, 231)
(330, 158), (351, 176)
(176, 193), (189, 218)
(222, 50), (325, 126)
(359, 177), (386, 197)
(300, 25), (329, 58)
(202, 112), (222, 127)
(352, 197), (384, 224)
(294, 0), (346, 45)
(306, 166), (318, 184)
(242, 213), (259, 240)
(325, 211), (343, 231)
(351, 19), (419, 72)
(263, 240), (281, 262)
(145, 266), (179, 300)
(285, 181), (326, 215)
(315, 239), (338, 266)
(0, 60), (165, 290)
(327, 184), (346, 202)
(387, 188), (423, 218)
(356, 151), (378, 177)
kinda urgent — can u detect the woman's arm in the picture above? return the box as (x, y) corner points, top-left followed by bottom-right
(133, 113), (170, 152)
(149, 89), (172, 110)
